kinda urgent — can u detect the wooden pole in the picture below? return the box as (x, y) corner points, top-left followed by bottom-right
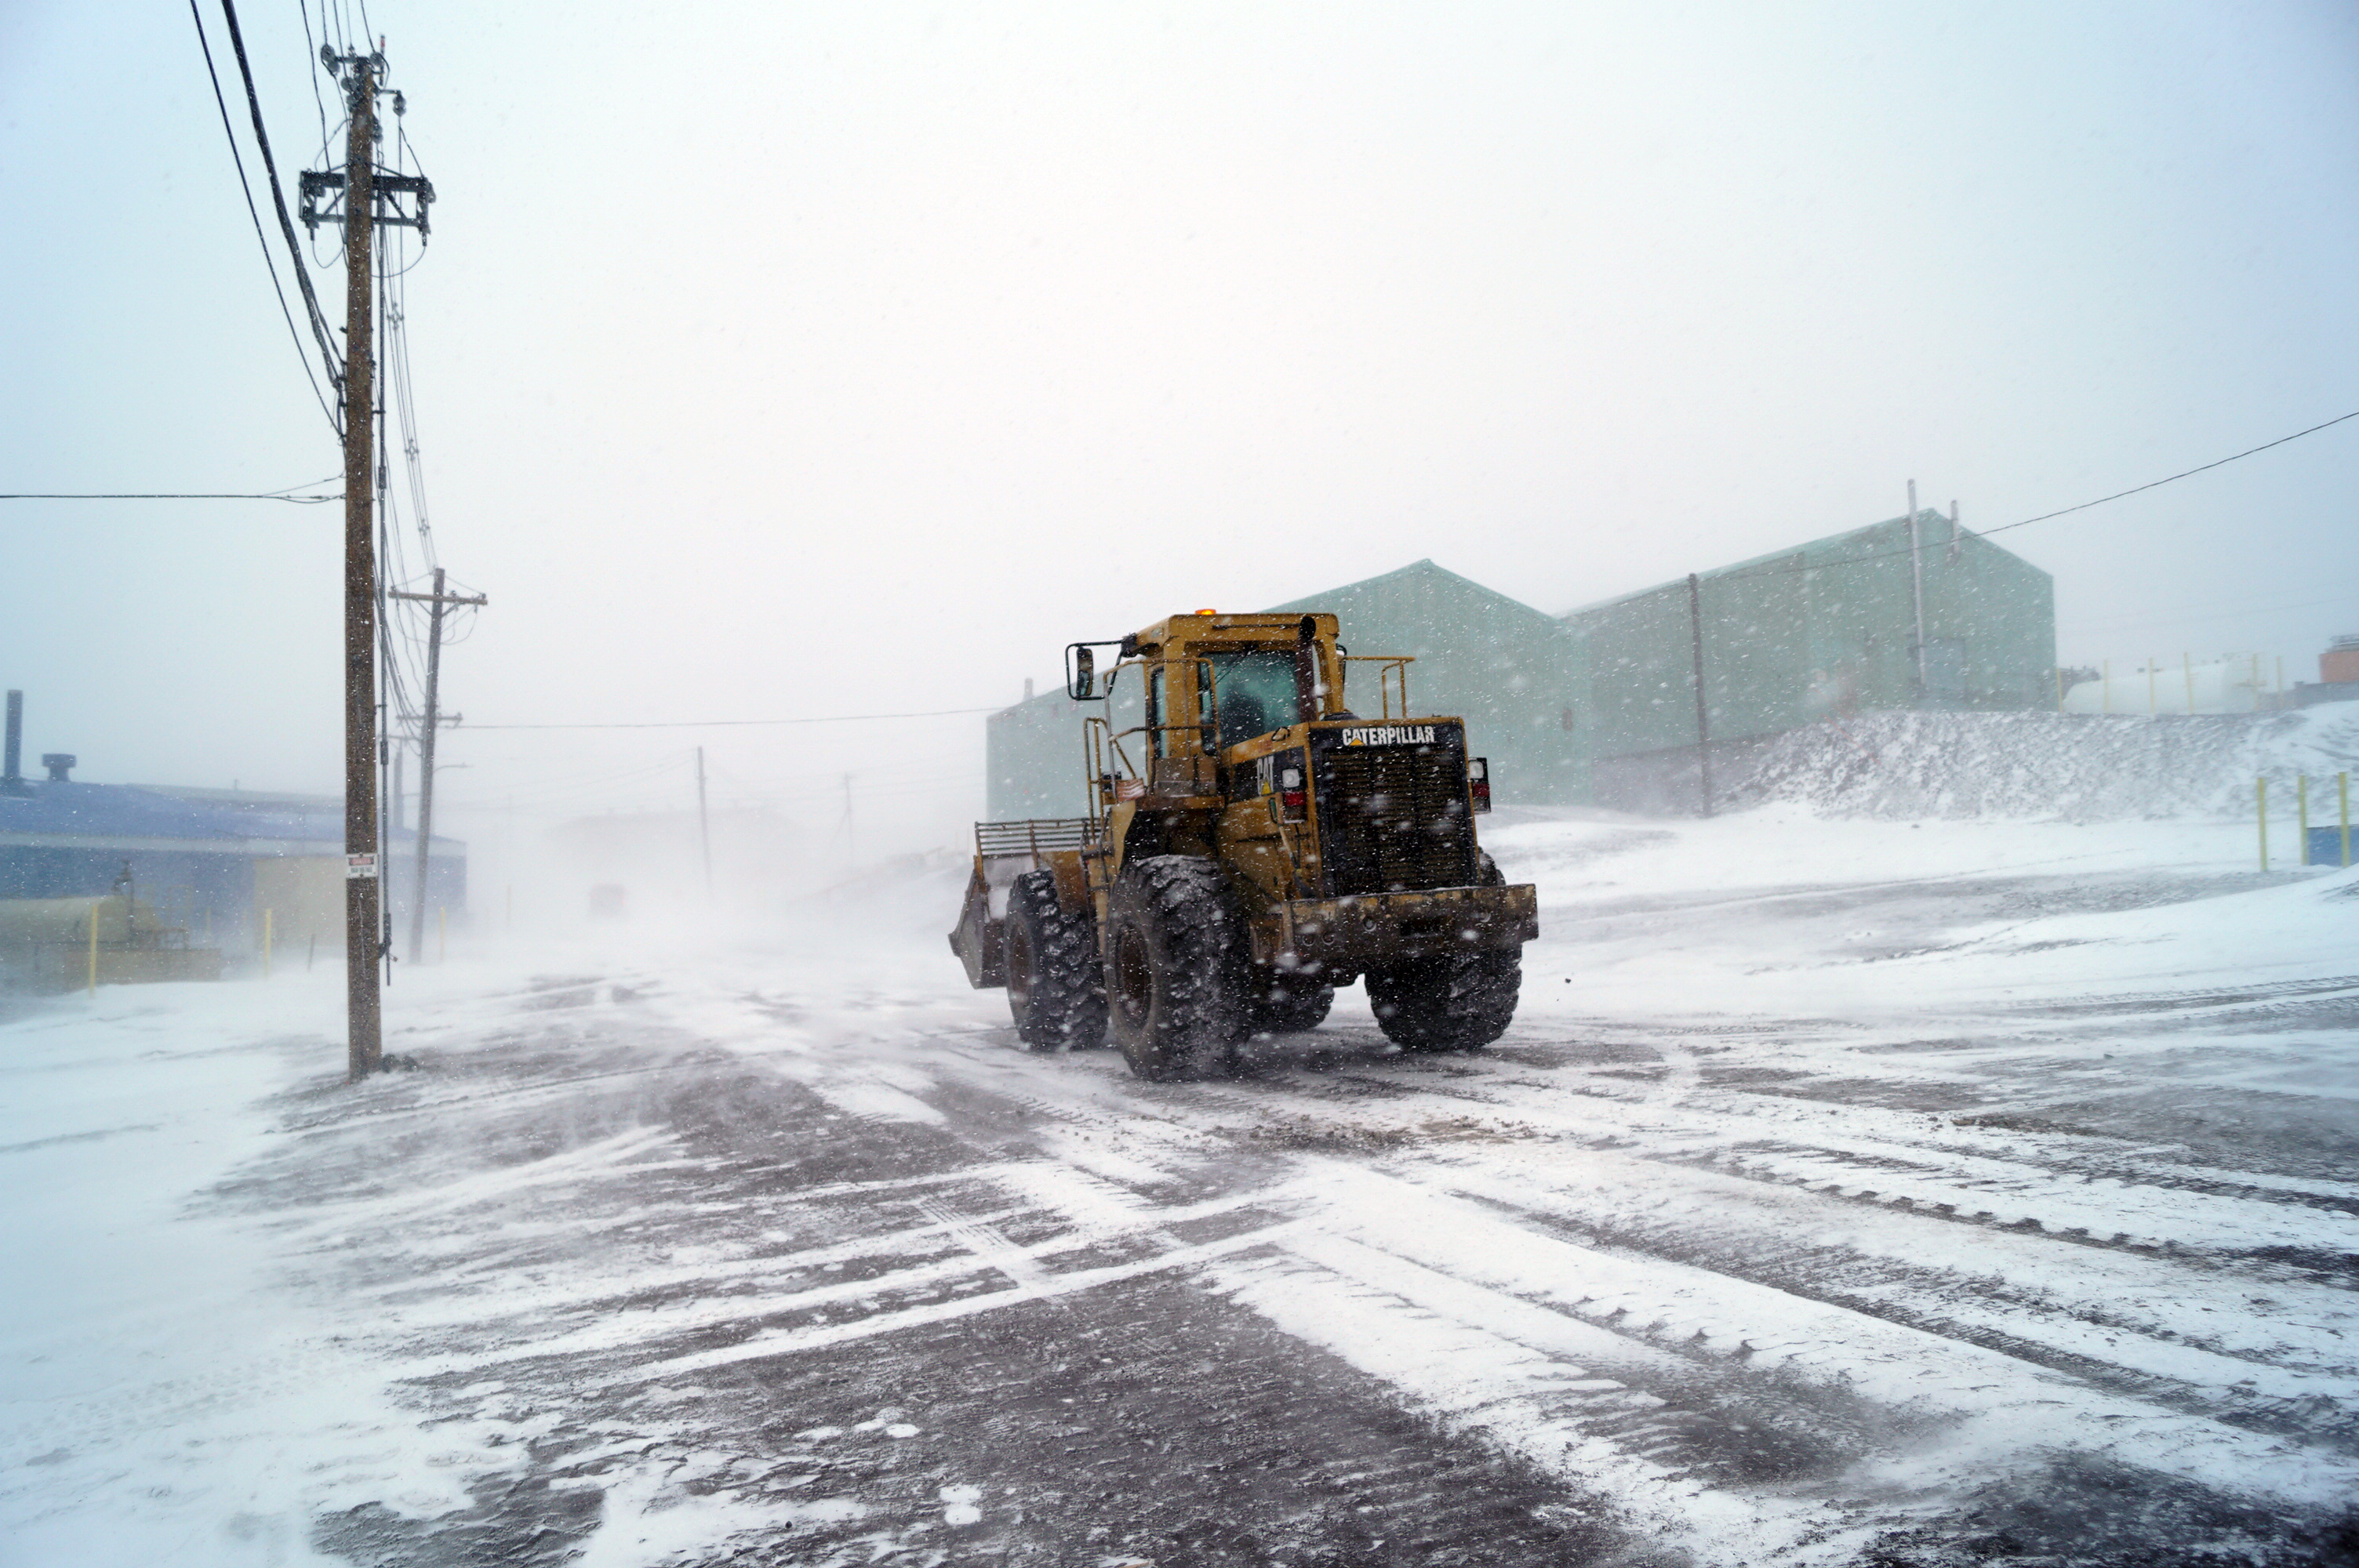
(1907, 480), (1928, 699)
(342, 53), (383, 1080)
(409, 565), (446, 964)
(696, 745), (713, 900)
(1687, 572), (1711, 818)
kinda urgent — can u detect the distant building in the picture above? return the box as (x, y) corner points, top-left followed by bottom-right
(2294, 633), (2359, 708)
(0, 770), (463, 954)
(1563, 512), (2055, 812)
(981, 510), (2058, 822)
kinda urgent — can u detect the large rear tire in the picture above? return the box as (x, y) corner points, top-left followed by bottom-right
(1005, 871), (1107, 1051)
(1103, 856), (1245, 1080)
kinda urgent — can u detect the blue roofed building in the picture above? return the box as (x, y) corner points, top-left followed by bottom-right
(0, 763), (463, 957)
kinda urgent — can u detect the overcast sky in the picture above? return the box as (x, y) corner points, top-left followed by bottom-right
(2, 1), (2354, 855)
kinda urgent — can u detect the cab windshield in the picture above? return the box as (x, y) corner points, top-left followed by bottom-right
(1199, 649), (1305, 750)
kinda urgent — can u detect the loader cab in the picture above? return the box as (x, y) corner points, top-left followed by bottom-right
(1125, 612), (1343, 765)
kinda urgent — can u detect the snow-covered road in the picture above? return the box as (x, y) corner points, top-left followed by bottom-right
(5, 811), (2358, 1566)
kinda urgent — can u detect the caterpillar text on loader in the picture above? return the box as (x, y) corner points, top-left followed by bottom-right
(950, 611), (1539, 1080)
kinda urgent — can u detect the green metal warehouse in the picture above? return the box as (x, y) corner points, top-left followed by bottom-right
(1564, 510), (2055, 812)
(983, 512), (2053, 822)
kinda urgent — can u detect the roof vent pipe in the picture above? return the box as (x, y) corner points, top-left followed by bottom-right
(42, 753), (75, 782)
(2, 690), (22, 794)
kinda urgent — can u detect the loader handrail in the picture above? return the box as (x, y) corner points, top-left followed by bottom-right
(1341, 655), (1415, 720)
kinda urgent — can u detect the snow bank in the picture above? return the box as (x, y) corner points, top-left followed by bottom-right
(0, 975), (524, 1567)
(1727, 702), (2359, 822)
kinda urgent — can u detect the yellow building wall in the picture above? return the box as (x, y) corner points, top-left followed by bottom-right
(252, 857), (345, 952)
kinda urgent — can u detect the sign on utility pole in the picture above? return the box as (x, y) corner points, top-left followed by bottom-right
(307, 42), (434, 1081)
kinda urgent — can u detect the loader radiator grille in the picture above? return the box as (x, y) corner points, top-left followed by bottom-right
(1311, 729), (1477, 896)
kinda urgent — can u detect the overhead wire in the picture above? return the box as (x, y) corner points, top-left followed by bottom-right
(216, 0), (345, 404)
(186, 0), (340, 434)
(1693, 408), (2359, 593)
(0, 487), (340, 502)
(462, 706), (1007, 731)
(299, 0), (330, 150)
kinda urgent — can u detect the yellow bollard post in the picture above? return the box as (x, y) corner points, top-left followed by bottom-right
(88, 902), (100, 996)
(263, 907), (274, 980)
(2299, 776), (2310, 866)
(2258, 778), (2268, 871)
(438, 906), (447, 964)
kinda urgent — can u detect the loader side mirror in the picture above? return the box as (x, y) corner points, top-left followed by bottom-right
(1469, 757), (1492, 814)
(1067, 645), (1096, 701)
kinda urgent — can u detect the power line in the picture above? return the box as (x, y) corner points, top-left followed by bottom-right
(187, 0), (340, 434)
(299, 0), (330, 152)
(463, 705), (1007, 731)
(1985, 409), (2359, 539)
(1707, 408), (2359, 590)
(218, 0), (347, 403)
(0, 489), (340, 502)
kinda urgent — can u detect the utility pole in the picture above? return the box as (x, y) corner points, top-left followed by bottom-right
(1687, 572), (1712, 819)
(391, 567), (486, 964)
(340, 49), (381, 1079)
(696, 746), (713, 900)
(306, 41), (433, 1080)
(1906, 477), (1928, 702)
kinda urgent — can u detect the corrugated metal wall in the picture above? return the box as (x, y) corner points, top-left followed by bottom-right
(987, 688), (1093, 822)
(1565, 514), (2055, 811)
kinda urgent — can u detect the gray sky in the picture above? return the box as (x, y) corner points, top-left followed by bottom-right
(3, 2), (2354, 853)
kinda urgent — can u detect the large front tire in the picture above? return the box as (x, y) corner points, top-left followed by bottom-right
(1366, 851), (1521, 1052)
(1103, 857), (1245, 1080)
(1366, 947), (1520, 1052)
(1005, 871), (1107, 1051)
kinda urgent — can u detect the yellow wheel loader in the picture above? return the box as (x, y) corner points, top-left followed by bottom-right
(950, 612), (1539, 1080)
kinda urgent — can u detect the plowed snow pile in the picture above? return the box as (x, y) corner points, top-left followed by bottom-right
(1732, 701), (2359, 822)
